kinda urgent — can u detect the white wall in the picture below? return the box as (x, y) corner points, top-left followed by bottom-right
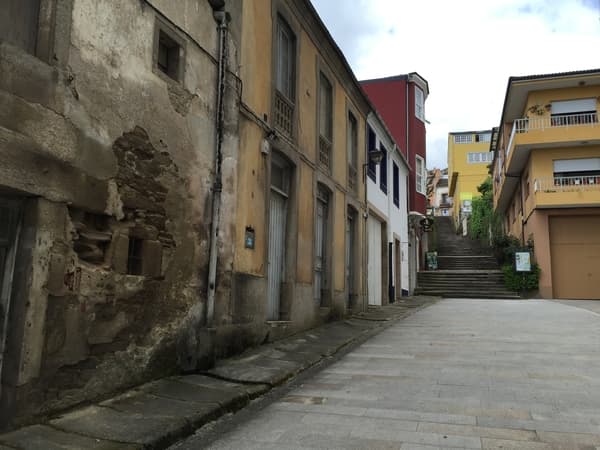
(366, 113), (410, 296)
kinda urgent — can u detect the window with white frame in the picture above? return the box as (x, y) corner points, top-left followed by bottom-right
(416, 155), (426, 194)
(475, 133), (491, 143)
(467, 152), (493, 164)
(453, 134), (472, 144)
(415, 87), (425, 121)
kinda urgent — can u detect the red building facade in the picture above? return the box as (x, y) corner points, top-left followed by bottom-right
(361, 73), (429, 215)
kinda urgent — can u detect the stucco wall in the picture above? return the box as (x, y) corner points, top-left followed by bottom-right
(0, 0), (241, 426)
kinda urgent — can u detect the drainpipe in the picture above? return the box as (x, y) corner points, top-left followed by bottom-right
(206, 5), (230, 327)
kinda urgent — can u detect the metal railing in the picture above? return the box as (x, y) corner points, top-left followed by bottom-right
(319, 135), (332, 169)
(507, 112), (598, 157)
(348, 165), (357, 191)
(534, 175), (600, 193)
(274, 90), (294, 137)
(514, 112), (598, 133)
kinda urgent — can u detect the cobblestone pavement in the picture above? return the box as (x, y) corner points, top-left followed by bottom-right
(178, 299), (600, 450)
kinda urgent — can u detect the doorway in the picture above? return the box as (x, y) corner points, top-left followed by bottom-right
(0, 199), (21, 398)
(368, 215), (382, 306)
(345, 207), (357, 308)
(267, 155), (290, 320)
(315, 185), (329, 306)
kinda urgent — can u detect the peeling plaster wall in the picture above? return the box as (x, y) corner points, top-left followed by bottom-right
(0, 0), (242, 427)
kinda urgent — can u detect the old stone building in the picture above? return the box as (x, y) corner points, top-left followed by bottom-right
(0, 0), (243, 427)
(0, 0), (381, 428)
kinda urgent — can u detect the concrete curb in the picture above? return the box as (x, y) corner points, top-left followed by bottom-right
(0, 297), (439, 450)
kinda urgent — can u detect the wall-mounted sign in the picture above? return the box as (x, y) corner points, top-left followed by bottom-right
(245, 226), (255, 249)
(515, 251), (531, 272)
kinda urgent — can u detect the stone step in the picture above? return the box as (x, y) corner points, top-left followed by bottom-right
(413, 289), (521, 299)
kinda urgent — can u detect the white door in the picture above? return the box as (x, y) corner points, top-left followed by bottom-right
(314, 188), (328, 305)
(368, 215), (382, 306)
(0, 200), (21, 396)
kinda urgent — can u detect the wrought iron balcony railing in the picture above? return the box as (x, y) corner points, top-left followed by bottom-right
(319, 135), (332, 170)
(274, 90), (294, 137)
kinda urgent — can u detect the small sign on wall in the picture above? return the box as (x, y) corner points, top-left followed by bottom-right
(245, 226), (255, 249)
(515, 251), (531, 272)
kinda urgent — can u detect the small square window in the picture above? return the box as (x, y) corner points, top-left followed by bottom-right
(127, 238), (144, 275)
(157, 30), (181, 80)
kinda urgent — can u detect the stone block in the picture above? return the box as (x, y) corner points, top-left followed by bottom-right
(47, 250), (67, 295)
(141, 239), (162, 277)
(111, 233), (129, 274)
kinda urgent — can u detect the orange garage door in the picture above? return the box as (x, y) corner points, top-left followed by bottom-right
(550, 216), (600, 300)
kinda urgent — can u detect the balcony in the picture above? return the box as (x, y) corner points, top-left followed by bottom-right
(274, 90), (294, 137)
(534, 175), (600, 192)
(533, 175), (600, 208)
(319, 135), (332, 170)
(505, 112), (600, 174)
(348, 165), (357, 192)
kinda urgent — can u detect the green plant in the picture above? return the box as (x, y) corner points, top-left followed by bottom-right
(502, 263), (541, 292)
(468, 176), (502, 244)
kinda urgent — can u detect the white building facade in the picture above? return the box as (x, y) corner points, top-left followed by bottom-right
(366, 112), (411, 305)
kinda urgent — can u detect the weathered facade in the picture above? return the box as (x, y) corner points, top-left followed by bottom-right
(233, 0), (370, 333)
(0, 0), (243, 427)
(0, 0), (380, 428)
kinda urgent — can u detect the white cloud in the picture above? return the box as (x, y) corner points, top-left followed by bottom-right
(311, 0), (600, 169)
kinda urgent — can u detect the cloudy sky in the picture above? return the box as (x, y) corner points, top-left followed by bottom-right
(311, 0), (600, 169)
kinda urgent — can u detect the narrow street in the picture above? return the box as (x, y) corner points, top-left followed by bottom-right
(175, 299), (600, 450)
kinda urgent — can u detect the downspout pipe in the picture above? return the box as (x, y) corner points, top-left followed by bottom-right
(206, 6), (230, 327)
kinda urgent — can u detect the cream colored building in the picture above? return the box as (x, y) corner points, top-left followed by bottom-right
(491, 69), (600, 299)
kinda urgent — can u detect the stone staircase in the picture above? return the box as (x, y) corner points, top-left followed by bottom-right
(415, 217), (520, 299)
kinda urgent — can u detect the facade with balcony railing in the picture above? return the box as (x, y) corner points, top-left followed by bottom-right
(491, 69), (600, 300)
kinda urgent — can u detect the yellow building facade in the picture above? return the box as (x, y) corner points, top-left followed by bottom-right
(448, 130), (493, 230)
(232, 0), (371, 337)
(492, 69), (600, 299)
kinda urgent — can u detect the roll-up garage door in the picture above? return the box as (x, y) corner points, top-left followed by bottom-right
(550, 216), (600, 299)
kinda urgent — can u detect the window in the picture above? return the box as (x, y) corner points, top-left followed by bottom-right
(467, 152), (493, 164)
(453, 134), (473, 144)
(475, 133), (491, 143)
(0, 0), (41, 55)
(275, 16), (295, 101)
(441, 193), (449, 205)
(551, 98), (597, 126)
(318, 72), (333, 168)
(416, 155), (425, 194)
(154, 20), (185, 82)
(367, 126), (376, 182)
(127, 238), (144, 275)
(347, 111), (358, 191)
(392, 162), (400, 207)
(379, 145), (388, 194)
(274, 15), (296, 137)
(553, 158), (600, 186)
(415, 86), (425, 121)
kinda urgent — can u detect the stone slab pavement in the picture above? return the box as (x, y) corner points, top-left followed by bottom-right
(173, 298), (600, 450)
(0, 296), (436, 450)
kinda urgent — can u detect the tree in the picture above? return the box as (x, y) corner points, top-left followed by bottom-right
(468, 177), (497, 242)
